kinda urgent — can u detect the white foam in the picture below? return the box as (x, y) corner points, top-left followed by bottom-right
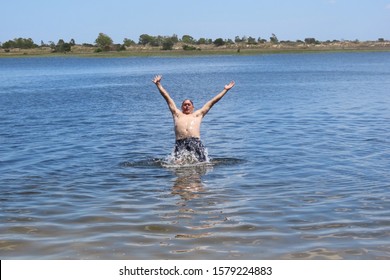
(164, 148), (210, 167)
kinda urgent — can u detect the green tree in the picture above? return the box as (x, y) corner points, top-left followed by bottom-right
(270, 33), (279, 44)
(197, 38), (207, 44)
(95, 33), (113, 51)
(2, 38), (36, 49)
(123, 38), (135, 47)
(234, 36), (242, 43)
(153, 36), (164, 46)
(182, 35), (195, 44)
(48, 41), (56, 50)
(138, 34), (178, 48)
(170, 34), (179, 44)
(213, 38), (225, 47)
(304, 38), (316, 44)
(55, 39), (71, 52)
(247, 36), (257, 44)
(2, 40), (13, 49)
(162, 38), (174, 50)
(139, 34), (154, 45)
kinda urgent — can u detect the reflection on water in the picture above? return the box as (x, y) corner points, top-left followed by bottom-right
(171, 165), (211, 201)
(166, 168), (239, 256)
(170, 165), (216, 243)
(123, 158), (236, 256)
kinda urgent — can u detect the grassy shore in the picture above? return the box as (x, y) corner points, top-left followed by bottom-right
(1, 41), (390, 58)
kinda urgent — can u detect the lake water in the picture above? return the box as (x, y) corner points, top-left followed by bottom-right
(1, 53), (389, 259)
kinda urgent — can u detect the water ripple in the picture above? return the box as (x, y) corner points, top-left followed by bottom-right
(1, 54), (390, 259)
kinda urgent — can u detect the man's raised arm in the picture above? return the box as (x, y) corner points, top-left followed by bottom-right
(198, 81), (235, 117)
(152, 75), (179, 116)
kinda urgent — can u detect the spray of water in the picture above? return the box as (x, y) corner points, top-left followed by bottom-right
(164, 148), (210, 167)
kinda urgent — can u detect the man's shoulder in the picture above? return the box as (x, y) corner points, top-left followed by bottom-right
(171, 108), (182, 117)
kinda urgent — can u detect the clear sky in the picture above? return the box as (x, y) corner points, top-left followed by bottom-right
(2, 0), (390, 44)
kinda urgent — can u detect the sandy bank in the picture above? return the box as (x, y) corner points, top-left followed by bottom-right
(1, 41), (390, 57)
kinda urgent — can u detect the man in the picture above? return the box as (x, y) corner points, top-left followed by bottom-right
(152, 75), (235, 163)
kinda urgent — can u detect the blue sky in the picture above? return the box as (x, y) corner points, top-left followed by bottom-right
(2, 0), (390, 44)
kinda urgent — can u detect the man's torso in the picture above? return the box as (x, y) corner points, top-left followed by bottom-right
(173, 112), (203, 140)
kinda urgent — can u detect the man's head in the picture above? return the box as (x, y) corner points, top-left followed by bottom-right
(181, 99), (194, 114)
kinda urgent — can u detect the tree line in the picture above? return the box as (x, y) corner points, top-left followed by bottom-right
(1, 33), (387, 52)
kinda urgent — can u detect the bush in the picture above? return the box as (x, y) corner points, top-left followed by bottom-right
(95, 33), (113, 51)
(161, 38), (174, 50)
(304, 38), (316, 44)
(2, 37), (37, 49)
(123, 38), (135, 47)
(213, 38), (225, 47)
(55, 40), (71, 52)
(182, 45), (198, 51)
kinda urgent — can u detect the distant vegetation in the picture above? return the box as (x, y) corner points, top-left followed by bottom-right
(1, 33), (389, 55)
(2, 38), (37, 49)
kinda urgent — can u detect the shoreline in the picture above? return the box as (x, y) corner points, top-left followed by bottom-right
(1, 42), (390, 58)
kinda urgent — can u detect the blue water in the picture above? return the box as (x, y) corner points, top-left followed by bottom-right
(1, 53), (390, 259)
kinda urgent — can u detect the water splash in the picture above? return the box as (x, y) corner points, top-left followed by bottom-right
(164, 148), (210, 167)
(121, 150), (244, 169)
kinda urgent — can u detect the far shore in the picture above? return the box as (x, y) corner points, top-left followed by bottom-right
(1, 41), (390, 58)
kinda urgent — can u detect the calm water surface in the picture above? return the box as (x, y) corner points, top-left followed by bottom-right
(1, 53), (390, 259)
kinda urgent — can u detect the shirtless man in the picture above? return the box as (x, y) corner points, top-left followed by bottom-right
(152, 75), (235, 162)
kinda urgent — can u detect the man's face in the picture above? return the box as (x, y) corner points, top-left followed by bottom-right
(181, 100), (194, 114)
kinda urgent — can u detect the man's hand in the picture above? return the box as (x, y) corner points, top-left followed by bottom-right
(152, 75), (162, 84)
(224, 81), (235, 90)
